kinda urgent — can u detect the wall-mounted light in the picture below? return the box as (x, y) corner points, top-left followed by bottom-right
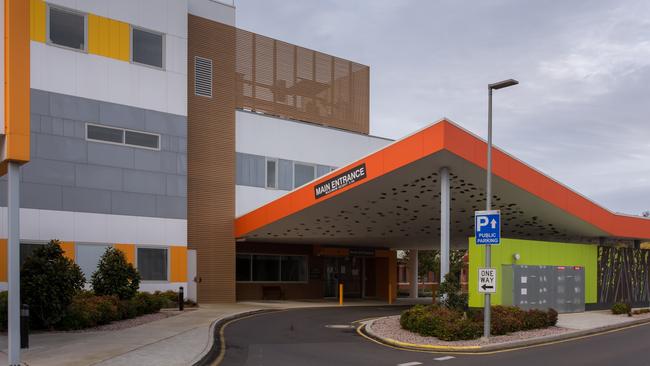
(513, 253), (521, 262)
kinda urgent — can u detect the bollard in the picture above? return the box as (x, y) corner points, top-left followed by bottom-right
(20, 304), (29, 349)
(388, 284), (392, 304)
(179, 286), (184, 311)
(338, 282), (343, 305)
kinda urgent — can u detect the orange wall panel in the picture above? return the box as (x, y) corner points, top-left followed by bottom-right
(113, 244), (135, 265)
(59, 241), (75, 261)
(170, 246), (188, 283)
(4, 0), (31, 164)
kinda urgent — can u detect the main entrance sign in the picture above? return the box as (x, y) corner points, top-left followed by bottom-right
(475, 209), (501, 245)
(314, 163), (367, 199)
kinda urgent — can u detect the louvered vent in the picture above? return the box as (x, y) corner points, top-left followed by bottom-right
(194, 56), (213, 97)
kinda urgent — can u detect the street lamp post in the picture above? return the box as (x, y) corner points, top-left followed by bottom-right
(484, 78), (518, 338)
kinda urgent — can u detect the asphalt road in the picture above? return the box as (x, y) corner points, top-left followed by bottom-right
(221, 305), (650, 366)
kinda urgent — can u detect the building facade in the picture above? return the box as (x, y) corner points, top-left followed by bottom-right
(0, 0), (392, 302)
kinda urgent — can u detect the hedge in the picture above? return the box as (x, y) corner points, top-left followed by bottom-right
(401, 304), (558, 341)
(0, 290), (174, 331)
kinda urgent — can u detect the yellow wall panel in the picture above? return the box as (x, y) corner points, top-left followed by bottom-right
(88, 14), (130, 61)
(170, 246), (188, 283)
(29, 0), (46, 43)
(0, 240), (7, 282)
(59, 241), (75, 261)
(113, 243), (135, 265)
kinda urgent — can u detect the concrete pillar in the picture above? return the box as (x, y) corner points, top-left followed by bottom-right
(634, 240), (641, 249)
(440, 167), (450, 283)
(8, 162), (20, 365)
(409, 249), (419, 298)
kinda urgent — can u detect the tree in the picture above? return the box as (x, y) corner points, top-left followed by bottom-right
(21, 240), (85, 328)
(405, 249), (467, 282)
(91, 247), (141, 300)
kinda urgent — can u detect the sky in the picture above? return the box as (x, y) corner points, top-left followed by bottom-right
(235, 0), (650, 216)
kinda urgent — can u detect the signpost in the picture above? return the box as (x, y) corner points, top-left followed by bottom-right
(478, 268), (497, 293)
(475, 209), (501, 339)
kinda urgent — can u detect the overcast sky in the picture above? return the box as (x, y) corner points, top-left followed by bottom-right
(236, 0), (650, 216)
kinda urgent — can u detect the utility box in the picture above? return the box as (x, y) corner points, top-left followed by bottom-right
(502, 264), (584, 313)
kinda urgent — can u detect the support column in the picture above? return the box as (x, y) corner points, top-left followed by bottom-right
(8, 162), (21, 366)
(409, 249), (419, 299)
(440, 167), (450, 283)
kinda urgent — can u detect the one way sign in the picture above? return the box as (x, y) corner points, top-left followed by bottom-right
(478, 268), (497, 294)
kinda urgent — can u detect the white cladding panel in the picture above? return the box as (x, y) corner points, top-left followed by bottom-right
(236, 111), (391, 167)
(188, 0), (235, 26)
(235, 111), (392, 216)
(12, 208), (187, 246)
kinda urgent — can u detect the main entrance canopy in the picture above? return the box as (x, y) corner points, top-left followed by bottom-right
(235, 120), (650, 249)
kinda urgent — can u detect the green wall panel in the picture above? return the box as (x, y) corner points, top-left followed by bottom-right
(468, 237), (598, 308)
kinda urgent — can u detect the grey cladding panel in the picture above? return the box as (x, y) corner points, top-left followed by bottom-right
(111, 191), (157, 217)
(75, 164), (123, 191)
(36, 134), (87, 163)
(123, 170), (166, 195)
(317, 165), (332, 178)
(62, 187), (112, 214)
(87, 142), (134, 169)
(21, 183), (62, 211)
(29, 89), (187, 219)
(22, 158), (76, 187)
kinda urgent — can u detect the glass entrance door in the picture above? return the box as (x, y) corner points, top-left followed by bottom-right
(324, 257), (362, 298)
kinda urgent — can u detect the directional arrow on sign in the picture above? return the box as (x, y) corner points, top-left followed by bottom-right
(490, 219), (497, 229)
(481, 284), (494, 291)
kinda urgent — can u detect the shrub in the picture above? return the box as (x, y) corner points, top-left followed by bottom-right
(21, 240), (85, 328)
(133, 292), (164, 316)
(612, 302), (631, 315)
(546, 308), (558, 326)
(632, 308), (650, 315)
(400, 304), (481, 340)
(436, 273), (468, 312)
(490, 306), (524, 335)
(57, 295), (120, 330)
(91, 247), (141, 300)
(0, 291), (7, 331)
(522, 309), (548, 330)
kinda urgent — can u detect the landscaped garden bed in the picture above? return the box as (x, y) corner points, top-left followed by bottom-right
(0, 240), (196, 332)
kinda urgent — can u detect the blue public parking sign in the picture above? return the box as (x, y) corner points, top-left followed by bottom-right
(475, 210), (501, 245)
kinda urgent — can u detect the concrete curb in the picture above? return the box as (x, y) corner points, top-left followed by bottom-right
(360, 316), (650, 353)
(192, 309), (278, 366)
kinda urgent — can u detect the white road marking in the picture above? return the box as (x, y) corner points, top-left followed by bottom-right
(397, 362), (422, 366)
(324, 324), (355, 329)
(434, 356), (456, 361)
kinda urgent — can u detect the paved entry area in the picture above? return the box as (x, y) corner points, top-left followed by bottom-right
(222, 306), (650, 366)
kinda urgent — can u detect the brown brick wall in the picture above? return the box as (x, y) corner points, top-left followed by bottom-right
(188, 16), (237, 303)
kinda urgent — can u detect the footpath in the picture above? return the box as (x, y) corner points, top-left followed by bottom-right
(0, 299), (423, 366)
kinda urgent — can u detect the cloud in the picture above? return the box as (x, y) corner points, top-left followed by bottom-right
(236, 0), (650, 215)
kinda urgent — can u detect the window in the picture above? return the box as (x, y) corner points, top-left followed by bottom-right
(280, 256), (307, 282)
(294, 163), (316, 188)
(125, 130), (159, 149)
(194, 56), (213, 97)
(266, 158), (278, 189)
(236, 254), (252, 281)
(252, 255), (280, 282)
(76, 244), (110, 280)
(86, 123), (160, 150)
(132, 27), (164, 69)
(137, 248), (168, 281)
(48, 6), (86, 51)
(236, 254), (307, 282)
(20, 243), (45, 266)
